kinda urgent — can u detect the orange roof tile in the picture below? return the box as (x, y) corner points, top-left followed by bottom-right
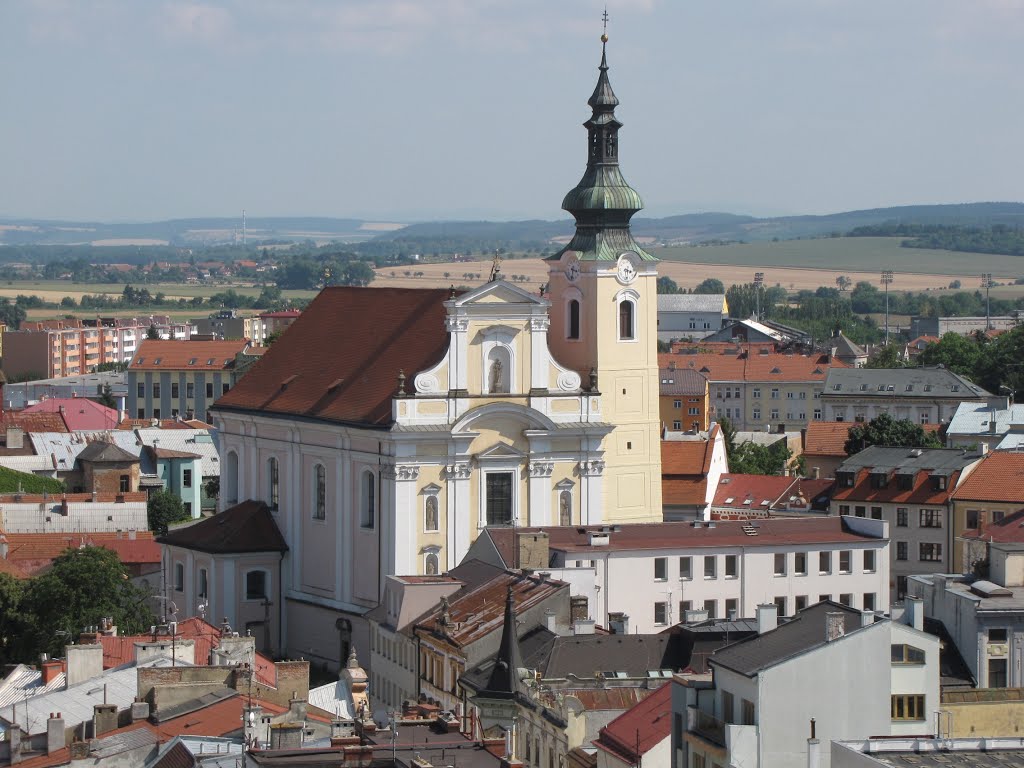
(661, 441), (712, 475)
(4, 531), (158, 576)
(713, 474), (798, 508)
(952, 453), (1024, 504)
(804, 422), (854, 457)
(662, 476), (708, 506)
(130, 339), (251, 371)
(594, 684), (671, 763)
(658, 350), (844, 383)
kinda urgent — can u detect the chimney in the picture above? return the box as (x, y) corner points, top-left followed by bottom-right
(807, 719), (820, 768)
(517, 532), (549, 570)
(825, 612), (846, 642)
(608, 612), (629, 635)
(570, 595), (589, 624)
(47, 713), (65, 754)
(904, 596), (924, 632)
(812, 466), (820, 480)
(860, 610), (875, 628)
(41, 659), (63, 685)
(756, 603), (778, 635)
(65, 643), (103, 687)
(269, 722), (304, 750)
(573, 619), (596, 635)
(130, 700), (150, 722)
(543, 609), (557, 632)
(92, 703), (117, 737)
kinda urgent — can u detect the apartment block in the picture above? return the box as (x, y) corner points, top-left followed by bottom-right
(192, 310), (267, 344)
(659, 365), (710, 432)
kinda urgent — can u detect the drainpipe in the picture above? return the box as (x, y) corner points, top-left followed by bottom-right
(807, 719), (820, 768)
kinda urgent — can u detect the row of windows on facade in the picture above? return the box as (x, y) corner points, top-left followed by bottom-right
(717, 407), (817, 421)
(137, 382), (229, 399)
(836, 506), (946, 527)
(895, 542), (944, 562)
(257, 458), (574, 534)
(659, 592), (879, 627)
(656, 550), (877, 582)
(670, 400), (703, 414)
(716, 388), (820, 400)
(172, 563), (268, 602)
(835, 411), (934, 425)
(562, 297), (637, 341)
(838, 471), (950, 491)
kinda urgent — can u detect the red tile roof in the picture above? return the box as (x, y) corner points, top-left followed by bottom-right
(0, 411), (68, 434)
(662, 476), (708, 506)
(22, 399), (121, 431)
(214, 287), (452, 427)
(952, 453), (1024, 504)
(832, 468), (962, 505)
(658, 351), (845, 382)
(130, 339), (251, 371)
(485, 517), (877, 559)
(594, 683), (671, 763)
(565, 687), (655, 711)
(0, 554), (29, 579)
(4, 531), (158, 576)
(713, 474), (799, 508)
(661, 440), (713, 475)
(804, 422), (854, 457)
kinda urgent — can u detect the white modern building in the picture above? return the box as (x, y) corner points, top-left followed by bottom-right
(945, 400), (1024, 451)
(674, 599), (940, 768)
(466, 517), (891, 634)
(657, 294), (729, 342)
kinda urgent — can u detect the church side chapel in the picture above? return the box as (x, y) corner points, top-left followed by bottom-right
(204, 32), (663, 666)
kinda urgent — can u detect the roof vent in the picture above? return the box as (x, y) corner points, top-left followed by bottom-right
(742, 524), (758, 536)
(281, 374), (299, 390)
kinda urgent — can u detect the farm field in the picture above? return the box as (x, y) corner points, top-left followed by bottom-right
(0, 281), (317, 304)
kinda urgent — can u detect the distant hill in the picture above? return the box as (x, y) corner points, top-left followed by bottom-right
(2, 202), (1022, 248)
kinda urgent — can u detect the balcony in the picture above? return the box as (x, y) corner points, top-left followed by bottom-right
(688, 706), (725, 747)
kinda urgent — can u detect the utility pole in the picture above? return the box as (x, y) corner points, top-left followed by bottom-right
(982, 273), (993, 330)
(881, 271), (894, 344)
(753, 272), (765, 321)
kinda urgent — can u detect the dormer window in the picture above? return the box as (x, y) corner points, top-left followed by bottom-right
(838, 471), (855, 488)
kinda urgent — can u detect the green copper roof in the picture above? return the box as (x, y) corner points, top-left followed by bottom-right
(549, 40), (655, 263)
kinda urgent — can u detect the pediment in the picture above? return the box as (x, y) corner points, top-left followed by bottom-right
(477, 442), (526, 460)
(454, 280), (547, 307)
(421, 483), (442, 495)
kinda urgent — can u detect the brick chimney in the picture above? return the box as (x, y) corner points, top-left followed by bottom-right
(41, 659), (63, 685)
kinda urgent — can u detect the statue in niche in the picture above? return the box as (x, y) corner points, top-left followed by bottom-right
(425, 496), (438, 531)
(490, 358), (505, 393)
(559, 491), (572, 526)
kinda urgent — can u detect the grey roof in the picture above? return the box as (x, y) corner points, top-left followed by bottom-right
(836, 741), (1024, 767)
(831, 332), (865, 358)
(78, 440), (138, 463)
(91, 727), (159, 759)
(823, 366), (992, 398)
(947, 402), (1024, 436)
(913, 573), (1024, 613)
(308, 678), (353, 719)
(710, 601), (869, 677)
(461, 625), (557, 693)
(657, 295), (727, 314)
(837, 445), (983, 474)
(541, 633), (690, 679)
(659, 368), (707, 396)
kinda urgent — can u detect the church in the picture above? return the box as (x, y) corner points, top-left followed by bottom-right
(200, 36), (663, 667)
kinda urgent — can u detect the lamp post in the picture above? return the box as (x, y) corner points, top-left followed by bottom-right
(982, 273), (993, 330)
(753, 272), (765, 321)
(881, 271), (894, 344)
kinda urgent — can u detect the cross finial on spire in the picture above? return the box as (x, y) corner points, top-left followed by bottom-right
(601, 6), (609, 42)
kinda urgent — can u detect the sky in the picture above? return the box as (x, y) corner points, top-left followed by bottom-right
(2, 0), (1022, 223)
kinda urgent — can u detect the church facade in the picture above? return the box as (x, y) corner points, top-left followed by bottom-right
(206, 39), (662, 667)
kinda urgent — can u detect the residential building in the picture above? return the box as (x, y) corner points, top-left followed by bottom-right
(820, 367), (993, 425)
(833, 738), (1024, 767)
(803, 421), (854, 480)
(146, 444), (204, 517)
(2, 316), (193, 379)
(0, 371), (127, 411)
(676, 600), (939, 768)
(75, 440), (140, 494)
(828, 330), (868, 368)
(661, 426), (728, 521)
(127, 338), (256, 421)
(20, 398), (121, 431)
(910, 314), (1021, 337)
(710, 474), (833, 519)
(466, 516), (890, 633)
(946, 400), (1024, 451)
(158, 500), (290, 654)
(206, 42), (665, 669)
(594, 684), (672, 768)
(657, 294), (728, 342)
(659, 365), (709, 432)
(0, 492), (148, 534)
(831, 446), (985, 600)
(192, 309), (268, 344)
(259, 309), (302, 337)
(950, 452), (1024, 573)
(659, 349), (842, 432)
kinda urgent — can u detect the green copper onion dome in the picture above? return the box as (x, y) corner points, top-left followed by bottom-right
(552, 37), (654, 262)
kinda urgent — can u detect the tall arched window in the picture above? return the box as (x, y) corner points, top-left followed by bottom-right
(618, 299), (635, 340)
(568, 299), (580, 340)
(313, 464), (326, 520)
(361, 470), (376, 528)
(267, 457), (279, 511)
(225, 451), (239, 505)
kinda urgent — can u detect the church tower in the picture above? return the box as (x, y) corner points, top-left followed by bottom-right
(547, 33), (663, 523)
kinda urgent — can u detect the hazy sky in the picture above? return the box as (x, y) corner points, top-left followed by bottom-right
(2, 0), (1022, 222)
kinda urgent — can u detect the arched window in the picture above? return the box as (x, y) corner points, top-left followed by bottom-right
(313, 464), (326, 520)
(559, 490), (572, 526)
(225, 451), (239, 505)
(568, 299), (580, 340)
(487, 346), (511, 394)
(424, 496), (439, 532)
(267, 457), (279, 511)
(618, 298), (635, 340)
(361, 470), (376, 528)
(425, 552), (439, 575)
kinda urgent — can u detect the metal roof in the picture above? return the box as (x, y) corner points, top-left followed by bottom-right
(657, 294), (727, 314)
(947, 402), (1024, 436)
(837, 445), (983, 473)
(823, 366), (992, 398)
(0, 664), (66, 709)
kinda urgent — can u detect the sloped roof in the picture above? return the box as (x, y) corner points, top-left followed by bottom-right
(712, 475), (799, 509)
(0, 411), (68, 434)
(831, 332), (865, 358)
(952, 453), (1024, 504)
(158, 500), (288, 554)
(22, 398), (121, 431)
(804, 421), (854, 457)
(962, 508), (1024, 543)
(947, 402), (1024, 437)
(77, 440), (138, 464)
(4, 531), (158, 576)
(658, 367), (707, 396)
(658, 351), (841, 383)
(657, 294), (727, 313)
(662, 476), (708, 507)
(129, 339), (251, 371)
(823, 366), (991, 398)
(543, 634), (689, 679)
(593, 683), (672, 763)
(711, 602), (869, 677)
(661, 439), (713, 475)
(213, 286), (452, 427)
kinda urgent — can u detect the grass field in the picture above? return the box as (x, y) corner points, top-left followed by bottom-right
(0, 280), (318, 304)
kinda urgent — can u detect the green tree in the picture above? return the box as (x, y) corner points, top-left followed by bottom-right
(21, 547), (155, 659)
(917, 332), (983, 378)
(864, 344), (906, 369)
(146, 324), (160, 340)
(728, 440), (793, 475)
(147, 489), (189, 535)
(0, 573), (32, 665)
(656, 276), (681, 294)
(97, 382), (116, 409)
(693, 278), (725, 294)
(844, 413), (942, 456)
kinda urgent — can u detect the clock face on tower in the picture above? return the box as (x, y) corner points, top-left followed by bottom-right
(616, 254), (637, 284)
(566, 260), (580, 282)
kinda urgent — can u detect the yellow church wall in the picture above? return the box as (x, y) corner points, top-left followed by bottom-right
(465, 318), (533, 395)
(551, 398), (581, 414)
(414, 465), (447, 556)
(418, 401), (448, 415)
